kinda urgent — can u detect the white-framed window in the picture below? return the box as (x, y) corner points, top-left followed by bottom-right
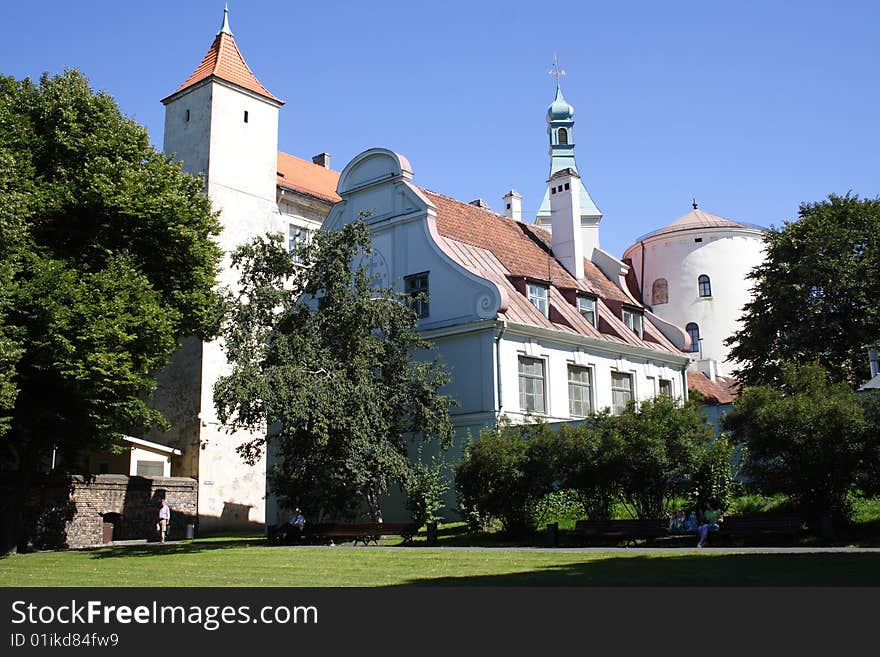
(611, 371), (634, 415)
(404, 272), (430, 319)
(659, 379), (673, 397)
(578, 296), (597, 326)
(518, 356), (546, 414)
(622, 308), (644, 339)
(568, 365), (593, 418)
(527, 283), (549, 317)
(289, 224), (312, 262)
(698, 274), (712, 297)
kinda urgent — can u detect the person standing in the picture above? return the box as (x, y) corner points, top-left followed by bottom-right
(158, 499), (171, 542)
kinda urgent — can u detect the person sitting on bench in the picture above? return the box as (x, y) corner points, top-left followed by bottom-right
(279, 508), (305, 544)
(697, 501), (723, 547)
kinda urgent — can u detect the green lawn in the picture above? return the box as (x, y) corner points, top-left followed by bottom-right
(2, 536), (879, 586)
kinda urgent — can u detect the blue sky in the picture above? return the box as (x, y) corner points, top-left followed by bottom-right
(3, 1), (878, 257)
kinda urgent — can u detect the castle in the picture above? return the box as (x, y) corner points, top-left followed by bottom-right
(151, 8), (762, 528)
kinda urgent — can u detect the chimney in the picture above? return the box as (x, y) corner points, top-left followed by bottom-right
(469, 199), (490, 210)
(502, 189), (522, 221)
(311, 152), (331, 168)
(548, 168), (583, 280)
(869, 345), (879, 378)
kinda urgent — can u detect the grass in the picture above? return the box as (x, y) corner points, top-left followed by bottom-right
(2, 535), (880, 587)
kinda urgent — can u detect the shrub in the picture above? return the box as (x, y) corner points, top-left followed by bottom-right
(614, 396), (713, 519)
(689, 436), (736, 512)
(723, 363), (875, 523)
(454, 421), (553, 534)
(556, 418), (623, 520)
(405, 448), (449, 528)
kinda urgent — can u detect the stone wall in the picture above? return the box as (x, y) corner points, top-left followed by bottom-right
(17, 475), (197, 550)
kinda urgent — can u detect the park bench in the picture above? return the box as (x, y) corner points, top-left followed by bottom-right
(573, 519), (675, 546)
(573, 514), (804, 546)
(715, 514), (803, 543)
(296, 522), (418, 546)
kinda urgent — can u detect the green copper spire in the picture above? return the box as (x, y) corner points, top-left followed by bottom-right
(218, 4), (233, 36)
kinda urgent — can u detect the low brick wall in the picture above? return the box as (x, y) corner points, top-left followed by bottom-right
(14, 475), (198, 549)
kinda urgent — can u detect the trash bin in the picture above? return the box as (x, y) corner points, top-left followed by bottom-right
(185, 523), (195, 540)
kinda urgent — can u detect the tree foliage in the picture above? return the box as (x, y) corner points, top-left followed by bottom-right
(727, 193), (880, 388)
(214, 220), (454, 522)
(613, 396), (714, 519)
(723, 363), (879, 521)
(455, 399), (722, 532)
(0, 70), (222, 479)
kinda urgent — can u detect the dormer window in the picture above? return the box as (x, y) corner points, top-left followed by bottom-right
(622, 308), (644, 339)
(578, 296), (596, 326)
(527, 283), (548, 317)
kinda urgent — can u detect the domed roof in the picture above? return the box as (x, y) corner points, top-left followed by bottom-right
(547, 85), (574, 121)
(634, 206), (764, 243)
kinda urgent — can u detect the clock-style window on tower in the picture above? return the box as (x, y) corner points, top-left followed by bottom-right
(558, 128), (568, 145)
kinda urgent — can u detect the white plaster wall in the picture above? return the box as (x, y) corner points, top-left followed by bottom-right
(208, 84), (279, 203)
(625, 228), (765, 377)
(163, 83), (212, 180)
(162, 80), (284, 530)
(128, 447), (173, 477)
(498, 332), (686, 422)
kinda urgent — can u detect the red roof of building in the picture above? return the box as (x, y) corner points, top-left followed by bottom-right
(165, 31), (282, 104)
(276, 152), (340, 203)
(687, 371), (738, 405)
(422, 189), (682, 356)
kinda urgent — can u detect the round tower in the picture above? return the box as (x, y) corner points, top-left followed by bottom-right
(622, 203), (765, 378)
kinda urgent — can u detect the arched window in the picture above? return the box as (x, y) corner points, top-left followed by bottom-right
(558, 128), (568, 145)
(686, 323), (700, 353)
(652, 278), (668, 305)
(698, 274), (712, 297)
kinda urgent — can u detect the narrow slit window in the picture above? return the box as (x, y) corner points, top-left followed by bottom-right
(244, 110), (249, 123)
(185, 109), (190, 122)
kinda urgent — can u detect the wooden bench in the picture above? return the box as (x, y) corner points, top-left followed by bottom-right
(573, 514), (804, 546)
(715, 514), (803, 543)
(303, 522), (419, 546)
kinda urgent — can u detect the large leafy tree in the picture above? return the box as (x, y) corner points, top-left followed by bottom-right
(0, 71), (222, 549)
(214, 220), (454, 522)
(723, 363), (878, 523)
(726, 193), (880, 388)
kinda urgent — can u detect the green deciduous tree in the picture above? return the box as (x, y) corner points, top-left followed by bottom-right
(614, 396), (714, 519)
(723, 363), (877, 522)
(0, 70), (223, 551)
(214, 220), (454, 522)
(726, 193), (880, 388)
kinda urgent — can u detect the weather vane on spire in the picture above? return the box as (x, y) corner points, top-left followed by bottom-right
(548, 53), (566, 82)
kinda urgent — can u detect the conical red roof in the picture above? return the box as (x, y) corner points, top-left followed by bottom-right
(164, 30), (282, 104)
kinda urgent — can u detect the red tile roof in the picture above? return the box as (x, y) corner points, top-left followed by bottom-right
(166, 32), (282, 104)
(276, 151), (340, 203)
(687, 371), (738, 405)
(422, 189), (682, 356)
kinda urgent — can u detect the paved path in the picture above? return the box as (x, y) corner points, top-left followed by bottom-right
(271, 544), (880, 554)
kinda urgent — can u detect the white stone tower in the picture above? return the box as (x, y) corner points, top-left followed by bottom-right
(151, 7), (285, 532)
(622, 202), (766, 379)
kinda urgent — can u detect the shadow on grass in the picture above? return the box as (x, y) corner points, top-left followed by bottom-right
(84, 536), (268, 559)
(397, 553), (880, 586)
